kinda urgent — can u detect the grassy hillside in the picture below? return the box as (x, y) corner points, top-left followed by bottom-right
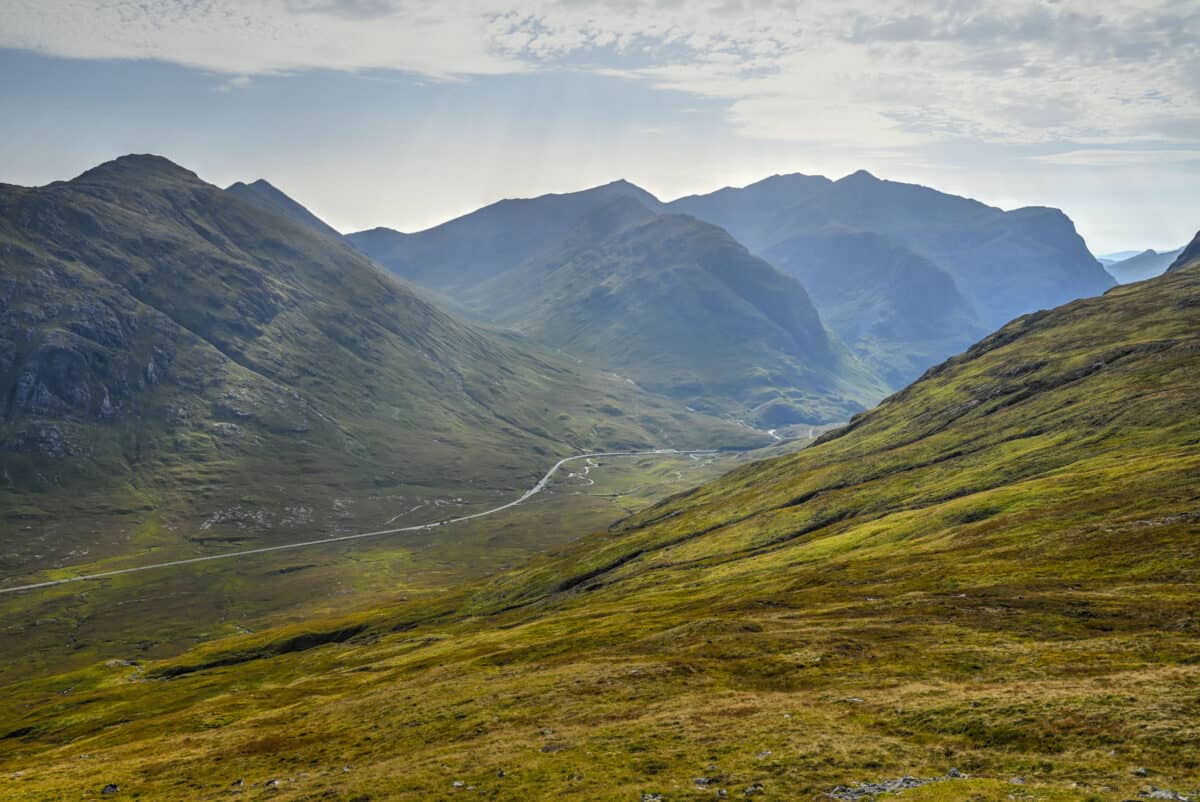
(0, 155), (757, 579)
(2, 262), (1196, 800)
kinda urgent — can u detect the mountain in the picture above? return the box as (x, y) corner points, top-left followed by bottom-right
(1104, 247), (1184, 283)
(456, 198), (887, 424)
(346, 179), (665, 289)
(350, 181), (885, 425)
(1097, 249), (1142, 264)
(760, 228), (987, 387)
(1167, 230), (1200, 272)
(5, 255), (1197, 800)
(670, 172), (833, 247)
(668, 170), (1115, 383)
(0, 155), (754, 571)
(225, 178), (344, 241)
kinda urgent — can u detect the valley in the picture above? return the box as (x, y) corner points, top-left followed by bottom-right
(1, 250), (1196, 802)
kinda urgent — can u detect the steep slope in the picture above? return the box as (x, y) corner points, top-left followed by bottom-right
(346, 179), (664, 289)
(1105, 247), (1184, 283)
(1167, 230), (1200, 272)
(3, 261), (1197, 800)
(763, 228), (986, 386)
(670, 170), (1115, 376)
(0, 155), (754, 571)
(225, 178), (344, 241)
(350, 182), (886, 425)
(459, 199), (886, 424)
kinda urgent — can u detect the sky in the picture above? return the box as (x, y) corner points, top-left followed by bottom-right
(1, 1), (1198, 254)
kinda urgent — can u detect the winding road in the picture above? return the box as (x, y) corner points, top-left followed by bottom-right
(0, 449), (715, 596)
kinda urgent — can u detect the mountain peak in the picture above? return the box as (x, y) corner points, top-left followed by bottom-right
(839, 168), (880, 184)
(225, 177), (343, 238)
(72, 154), (201, 186)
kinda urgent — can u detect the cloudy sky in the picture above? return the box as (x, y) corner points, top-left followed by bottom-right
(2, 0), (1198, 253)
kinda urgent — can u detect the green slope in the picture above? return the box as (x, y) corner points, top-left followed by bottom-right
(0, 155), (757, 576)
(2, 260), (1197, 800)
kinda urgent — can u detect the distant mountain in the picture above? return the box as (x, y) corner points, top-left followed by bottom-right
(455, 198), (886, 424)
(667, 170), (1115, 382)
(763, 228), (987, 387)
(226, 178), (343, 241)
(1105, 247), (1185, 283)
(347, 179), (665, 289)
(670, 173), (833, 248)
(0, 155), (753, 564)
(1167, 231), (1200, 273)
(1097, 249), (1142, 265)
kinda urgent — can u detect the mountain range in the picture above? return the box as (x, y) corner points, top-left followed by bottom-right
(350, 170), (1113, 393)
(672, 170), (1115, 384)
(0, 155), (754, 572)
(1104, 246), (1185, 283)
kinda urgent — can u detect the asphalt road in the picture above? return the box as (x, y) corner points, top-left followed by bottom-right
(0, 449), (715, 595)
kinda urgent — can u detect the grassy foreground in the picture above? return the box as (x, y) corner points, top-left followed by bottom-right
(2, 267), (1199, 800)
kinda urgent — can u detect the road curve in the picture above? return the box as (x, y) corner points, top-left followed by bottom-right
(0, 449), (715, 595)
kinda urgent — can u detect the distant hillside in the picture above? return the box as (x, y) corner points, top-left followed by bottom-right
(346, 179), (664, 288)
(6, 251), (1197, 802)
(0, 155), (754, 570)
(458, 198), (887, 424)
(1097, 249), (1141, 265)
(226, 178), (344, 241)
(349, 181), (885, 425)
(1105, 246), (1184, 283)
(669, 170), (1115, 383)
(762, 228), (986, 386)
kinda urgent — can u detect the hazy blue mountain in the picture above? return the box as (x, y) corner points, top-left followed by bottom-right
(670, 173), (833, 248)
(1104, 247), (1185, 283)
(668, 170), (1115, 332)
(346, 179), (665, 289)
(226, 178), (344, 241)
(1097, 249), (1142, 264)
(763, 228), (987, 387)
(1167, 231), (1200, 272)
(456, 197), (887, 425)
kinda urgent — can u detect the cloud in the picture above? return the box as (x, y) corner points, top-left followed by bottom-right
(216, 75), (253, 92)
(3, 0), (1198, 150)
(1031, 148), (1200, 166)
